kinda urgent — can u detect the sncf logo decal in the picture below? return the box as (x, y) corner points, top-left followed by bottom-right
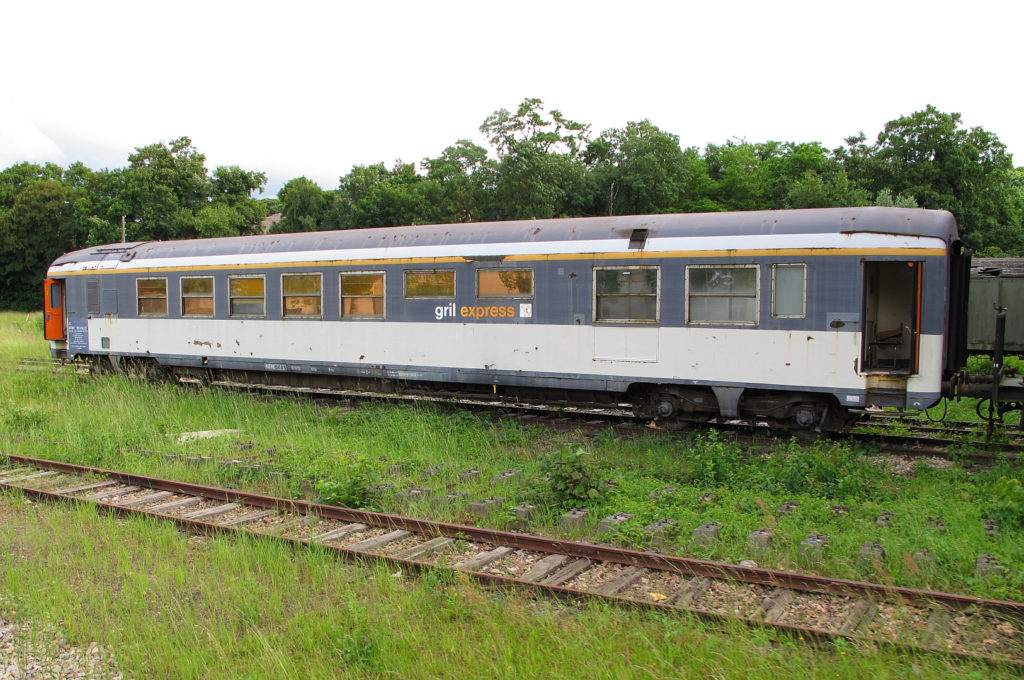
(434, 303), (532, 321)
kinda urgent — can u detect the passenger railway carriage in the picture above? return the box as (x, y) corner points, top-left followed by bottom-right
(42, 207), (970, 433)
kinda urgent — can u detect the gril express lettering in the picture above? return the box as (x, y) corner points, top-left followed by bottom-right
(433, 303), (520, 320)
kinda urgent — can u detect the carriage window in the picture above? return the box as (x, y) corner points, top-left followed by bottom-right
(687, 265), (759, 324)
(594, 266), (659, 322)
(282, 274), (322, 318)
(772, 264), (806, 318)
(228, 276), (265, 317)
(137, 278), (168, 316)
(477, 269), (533, 298)
(405, 270), (455, 298)
(181, 276), (214, 317)
(341, 272), (385, 318)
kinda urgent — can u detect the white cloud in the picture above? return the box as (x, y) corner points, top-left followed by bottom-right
(0, 118), (64, 168)
(1, 0), (1021, 196)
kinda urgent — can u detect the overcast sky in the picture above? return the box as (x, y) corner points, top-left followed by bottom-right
(2, 0), (1020, 197)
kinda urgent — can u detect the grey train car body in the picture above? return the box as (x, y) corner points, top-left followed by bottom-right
(43, 207), (968, 432)
(968, 258), (1024, 355)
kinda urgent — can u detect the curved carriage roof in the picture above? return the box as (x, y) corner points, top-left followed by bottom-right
(51, 207), (958, 266)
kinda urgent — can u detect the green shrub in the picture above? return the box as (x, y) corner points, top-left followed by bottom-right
(315, 455), (380, 509)
(739, 440), (876, 499)
(669, 435), (881, 501)
(987, 476), (1024, 529)
(680, 430), (743, 486)
(540, 445), (605, 507)
(0, 402), (48, 431)
(329, 625), (382, 669)
(967, 354), (1024, 375)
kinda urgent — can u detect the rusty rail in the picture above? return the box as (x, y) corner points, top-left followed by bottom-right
(4, 453), (1021, 616)
(1, 452), (1022, 668)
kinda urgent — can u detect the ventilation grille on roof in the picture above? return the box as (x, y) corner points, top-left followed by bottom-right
(628, 228), (649, 249)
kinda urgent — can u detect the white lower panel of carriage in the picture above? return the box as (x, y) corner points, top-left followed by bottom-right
(85, 317), (943, 395)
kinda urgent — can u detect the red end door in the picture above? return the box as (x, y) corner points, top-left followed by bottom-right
(43, 278), (65, 340)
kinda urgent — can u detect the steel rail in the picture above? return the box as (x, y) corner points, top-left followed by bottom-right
(1, 453), (1021, 669)
(4, 453), (1023, 619)
(199, 375), (1023, 453)
(846, 431), (1019, 459)
(862, 424), (1023, 441)
(869, 412), (1019, 431)
(27, 361), (1020, 460)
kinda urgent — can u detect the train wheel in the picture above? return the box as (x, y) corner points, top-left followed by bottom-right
(648, 393), (689, 431)
(785, 400), (854, 440)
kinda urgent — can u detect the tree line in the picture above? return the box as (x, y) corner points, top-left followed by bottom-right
(2, 99), (1022, 310)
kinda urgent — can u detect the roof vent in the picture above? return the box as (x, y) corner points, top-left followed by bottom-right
(628, 228), (649, 249)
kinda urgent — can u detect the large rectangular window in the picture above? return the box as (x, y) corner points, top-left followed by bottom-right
(181, 276), (214, 317)
(341, 272), (385, 318)
(687, 265), (759, 324)
(772, 264), (806, 318)
(477, 269), (533, 298)
(228, 276), (265, 317)
(137, 278), (168, 316)
(594, 266), (659, 322)
(405, 270), (455, 298)
(282, 273), (322, 318)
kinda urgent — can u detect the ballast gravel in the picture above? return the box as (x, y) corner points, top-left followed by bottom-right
(867, 454), (953, 477)
(0, 594), (123, 680)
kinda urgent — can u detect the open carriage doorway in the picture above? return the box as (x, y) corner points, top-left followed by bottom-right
(862, 261), (921, 374)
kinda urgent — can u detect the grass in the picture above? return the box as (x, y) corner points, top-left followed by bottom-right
(1, 310), (1023, 677)
(0, 496), (1001, 679)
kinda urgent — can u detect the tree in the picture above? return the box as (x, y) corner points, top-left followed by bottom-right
(209, 165), (268, 235)
(0, 139), (268, 308)
(586, 120), (713, 215)
(342, 162), (430, 229)
(700, 140), (872, 212)
(0, 162), (64, 209)
(0, 180), (81, 309)
(93, 138), (270, 242)
(212, 165), (267, 205)
(420, 139), (493, 223)
(195, 203), (257, 238)
(69, 167), (131, 245)
(480, 97), (590, 159)
(276, 176), (327, 232)
(118, 137), (210, 241)
(841, 106), (1022, 252)
(704, 141), (768, 211)
(873, 188), (918, 209)
(480, 98), (593, 220)
(127, 137), (207, 209)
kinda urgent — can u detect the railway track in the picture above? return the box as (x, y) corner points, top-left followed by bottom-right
(178, 376), (1024, 463)
(16, 357), (89, 373)
(862, 424), (1024, 445)
(846, 430), (1019, 462)
(16, 359), (1023, 463)
(1, 453), (1021, 668)
(862, 414), (1024, 439)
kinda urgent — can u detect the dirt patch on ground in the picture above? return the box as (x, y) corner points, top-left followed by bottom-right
(0, 495), (125, 679)
(0, 600), (125, 680)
